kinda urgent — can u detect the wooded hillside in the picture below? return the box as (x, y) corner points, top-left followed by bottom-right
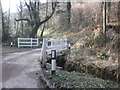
(1, 0), (120, 88)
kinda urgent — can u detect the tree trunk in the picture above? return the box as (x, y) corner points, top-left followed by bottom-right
(107, 2), (111, 23)
(20, 1), (24, 37)
(100, 2), (103, 27)
(30, 24), (39, 38)
(16, 21), (19, 37)
(16, 1), (57, 38)
(103, 0), (106, 37)
(40, 0), (48, 38)
(40, 24), (45, 37)
(66, 0), (71, 27)
(118, 1), (120, 25)
(0, 0), (2, 42)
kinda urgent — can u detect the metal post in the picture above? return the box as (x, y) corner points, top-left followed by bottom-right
(68, 43), (71, 49)
(51, 50), (56, 75)
(11, 42), (13, 47)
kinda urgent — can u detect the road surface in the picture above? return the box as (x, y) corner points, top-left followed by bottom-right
(2, 48), (44, 88)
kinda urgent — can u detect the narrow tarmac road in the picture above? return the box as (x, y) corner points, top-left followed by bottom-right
(2, 48), (44, 88)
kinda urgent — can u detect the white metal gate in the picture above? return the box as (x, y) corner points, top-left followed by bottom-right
(18, 38), (39, 48)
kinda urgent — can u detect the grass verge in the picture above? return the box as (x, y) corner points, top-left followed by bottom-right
(42, 69), (120, 89)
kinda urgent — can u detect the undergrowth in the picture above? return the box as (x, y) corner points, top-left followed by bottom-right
(44, 25), (119, 82)
(43, 69), (120, 89)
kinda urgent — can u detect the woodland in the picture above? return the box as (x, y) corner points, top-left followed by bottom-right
(0, 0), (120, 88)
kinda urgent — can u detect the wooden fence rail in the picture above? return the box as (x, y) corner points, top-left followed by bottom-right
(40, 38), (70, 71)
(46, 38), (68, 54)
(18, 38), (39, 48)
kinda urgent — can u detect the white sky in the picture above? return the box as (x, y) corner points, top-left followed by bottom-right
(1, 0), (119, 13)
(1, 0), (47, 13)
(1, 0), (19, 13)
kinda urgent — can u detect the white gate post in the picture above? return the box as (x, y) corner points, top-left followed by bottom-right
(18, 38), (20, 48)
(65, 39), (67, 49)
(51, 39), (53, 46)
(31, 38), (32, 48)
(41, 38), (47, 68)
(37, 38), (39, 46)
(51, 50), (56, 75)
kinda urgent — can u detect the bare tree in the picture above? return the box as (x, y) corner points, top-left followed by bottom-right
(19, 0), (24, 37)
(2, 0), (11, 44)
(103, 0), (106, 37)
(40, 0), (48, 37)
(107, 2), (111, 23)
(0, 0), (2, 42)
(16, 0), (57, 38)
(7, 0), (10, 36)
(66, 0), (71, 27)
(118, 1), (120, 25)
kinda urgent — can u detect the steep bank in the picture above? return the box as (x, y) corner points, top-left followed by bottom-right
(44, 25), (119, 83)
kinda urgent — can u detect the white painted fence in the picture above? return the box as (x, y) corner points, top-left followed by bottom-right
(41, 38), (69, 59)
(40, 38), (70, 71)
(18, 38), (39, 48)
(46, 38), (69, 54)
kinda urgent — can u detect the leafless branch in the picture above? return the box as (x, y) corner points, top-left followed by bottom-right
(15, 18), (30, 22)
(39, 2), (57, 25)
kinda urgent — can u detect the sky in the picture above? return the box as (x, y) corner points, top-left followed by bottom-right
(1, 0), (47, 13)
(1, 0), (19, 13)
(1, 0), (119, 13)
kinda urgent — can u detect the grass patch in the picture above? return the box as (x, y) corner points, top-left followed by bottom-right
(43, 69), (120, 89)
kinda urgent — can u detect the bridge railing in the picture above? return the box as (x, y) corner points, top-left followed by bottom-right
(40, 38), (70, 73)
(18, 38), (39, 48)
(46, 38), (68, 54)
